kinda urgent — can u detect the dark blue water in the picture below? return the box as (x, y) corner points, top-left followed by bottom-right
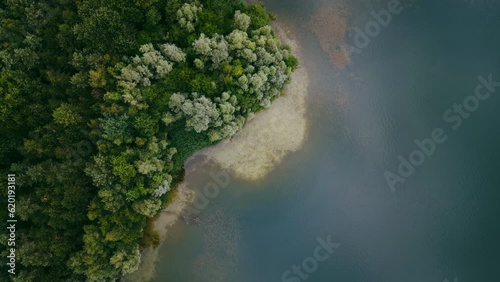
(153, 1), (500, 281)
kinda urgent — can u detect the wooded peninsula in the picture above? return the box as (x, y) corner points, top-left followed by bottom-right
(0, 0), (298, 281)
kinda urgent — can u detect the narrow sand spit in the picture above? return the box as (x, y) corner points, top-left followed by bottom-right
(200, 22), (310, 181)
(122, 183), (195, 282)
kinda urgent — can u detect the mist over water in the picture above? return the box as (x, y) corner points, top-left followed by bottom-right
(153, 1), (500, 281)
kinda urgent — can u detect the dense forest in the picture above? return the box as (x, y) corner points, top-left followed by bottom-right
(0, 0), (297, 281)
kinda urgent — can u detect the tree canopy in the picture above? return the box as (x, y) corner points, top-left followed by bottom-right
(0, 0), (298, 281)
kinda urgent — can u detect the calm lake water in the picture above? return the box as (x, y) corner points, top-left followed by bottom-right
(153, 1), (500, 281)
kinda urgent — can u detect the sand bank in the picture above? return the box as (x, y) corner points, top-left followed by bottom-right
(310, 1), (351, 70)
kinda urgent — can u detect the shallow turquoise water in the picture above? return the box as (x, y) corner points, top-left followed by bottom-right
(153, 1), (500, 281)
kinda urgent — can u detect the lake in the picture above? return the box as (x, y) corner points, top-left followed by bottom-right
(152, 1), (500, 281)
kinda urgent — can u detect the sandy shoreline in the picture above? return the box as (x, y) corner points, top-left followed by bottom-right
(122, 183), (195, 282)
(199, 21), (310, 181)
(125, 19), (310, 281)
